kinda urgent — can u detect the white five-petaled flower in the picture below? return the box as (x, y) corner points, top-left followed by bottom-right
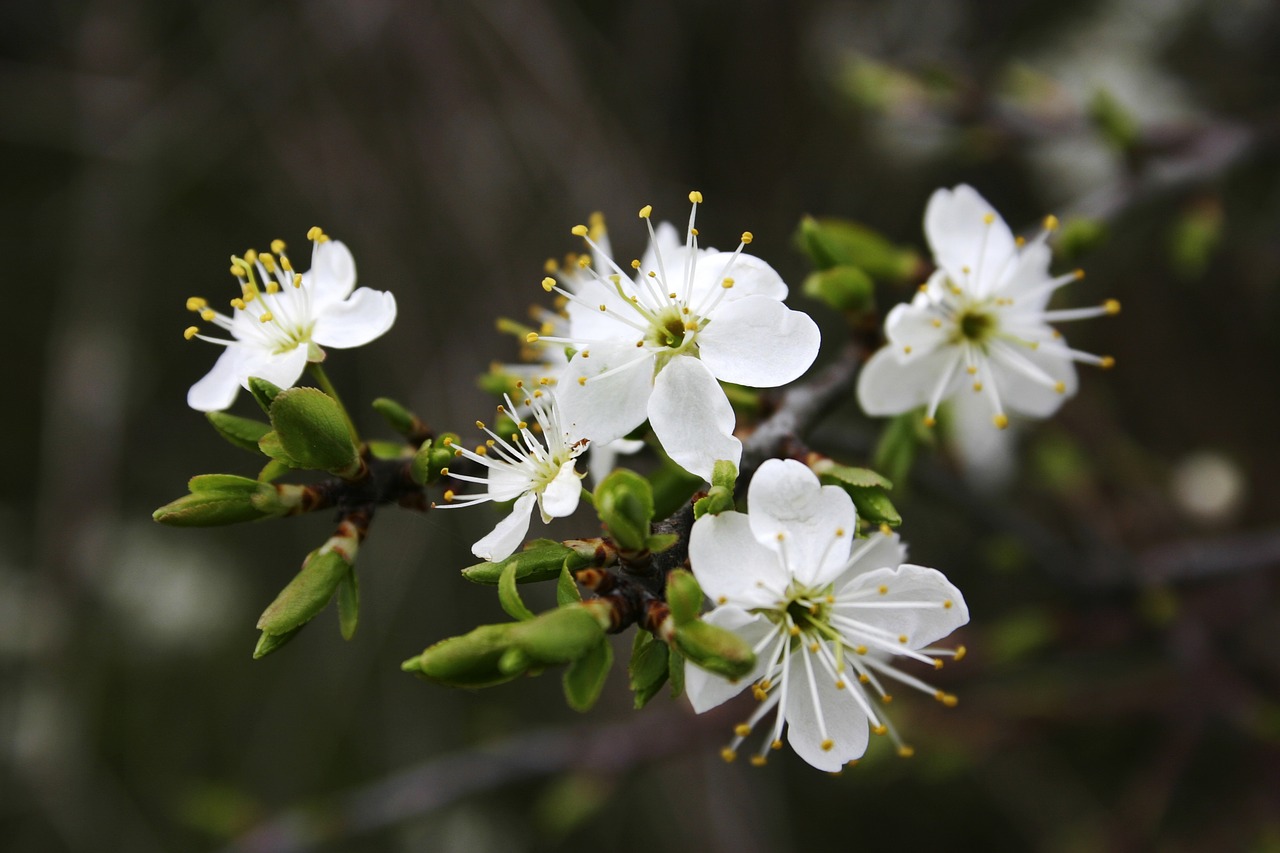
(541, 192), (821, 481)
(685, 459), (969, 772)
(857, 184), (1118, 430)
(184, 228), (397, 412)
(438, 389), (588, 562)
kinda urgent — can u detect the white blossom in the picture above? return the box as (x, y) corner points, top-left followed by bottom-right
(685, 459), (968, 771)
(438, 390), (587, 562)
(184, 229), (396, 411)
(857, 184), (1118, 431)
(539, 193), (821, 481)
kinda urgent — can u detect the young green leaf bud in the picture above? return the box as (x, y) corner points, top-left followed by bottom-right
(594, 469), (655, 553)
(629, 630), (670, 709)
(802, 266), (874, 313)
(461, 539), (581, 585)
(665, 569), (705, 627)
(248, 376), (285, 414)
(673, 619), (756, 680)
(796, 216), (920, 282)
(402, 623), (520, 688)
(371, 397), (422, 439)
(563, 638), (613, 712)
(509, 605), (608, 664)
(269, 388), (363, 478)
(255, 549), (351, 640)
(206, 411), (273, 454)
(152, 489), (270, 527)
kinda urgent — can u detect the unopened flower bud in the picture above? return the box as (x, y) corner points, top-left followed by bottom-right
(594, 469), (655, 553)
(665, 569), (705, 626)
(268, 387), (362, 478)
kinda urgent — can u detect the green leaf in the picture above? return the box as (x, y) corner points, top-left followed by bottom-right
(845, 486), (902, 527)
(253, 626), (302, 659)
(255, 549), (350, 639)
(257, 431), (304, 469)
(367, 440), (405, 460)
(556, 564), (582, 606)
(666, 569), (704, 626)
(152, 490), (267, 527)
(206, 411), (273, 454)
(269, 388), (361, 476)
(667, 646), (685, 698)
(562, 638), (613, 712)
(402, 623), (520, 688)
(462, 539), (581, 585)
(594, 469), (654, 552)
(498, 559), (536, 622)
(797, 216), (919, 281)
(629, 630), (669, 709)
(188, 473), (260, 493)
(810, 459), (892, 490)
(803, 265), (874, 313)
(257, 458), (291, 483)
(371, 397), (419, 438)
(248, 376), (285, 415)
(337, 567), (359, 641)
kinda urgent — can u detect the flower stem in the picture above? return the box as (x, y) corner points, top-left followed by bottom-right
(308, 363), (360, 444)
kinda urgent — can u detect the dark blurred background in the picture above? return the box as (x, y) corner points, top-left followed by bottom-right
(3, 0), (1279, 850)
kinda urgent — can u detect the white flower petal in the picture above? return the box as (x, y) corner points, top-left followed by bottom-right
(239, 343), (310, 392)
(689, 511), (789, 609)
(995, 241), (1054, 309)
(304, 240), (358, 306)
(471, 492), (538, 561)
(745, 459), (855, 587)
(924, 185), (1017, 297)
(555, 345), (654, 445)
(883, 297), (949, 360)
(945, 390), (1019, 490)
(187, 346), (250, 412)
(586, 438), (645, 485)
(834, 529), (908, 586)
(697, 296), (821, 387)
(538, 459), (582, 521)
(684, 607), (775, 713)
(991, 344), (1077, 417)
(692, 251), (788, 303)
(836, 564), (969, 649)
(784, 648), (870, 771)
(648, 355), (741, 481)
(856, 345), (958, 416)
(311, 288), (397, 349)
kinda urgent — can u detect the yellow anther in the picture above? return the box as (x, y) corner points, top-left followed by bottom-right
(752, 686), (768, 701)
(809, 642), (819, 653)
(966, 365), (978, 375)
(750, 755), (768, 767)
(771, 739), (783, 751)
(898, 745), (915, 758)
(759, 679), (772, 692)
(903, 345), (913, 354)
(635, 340), (644, 347)
(577, 376), (587, 386)
(1073, 268), (1085, 280)
(271, 239), (286, 254)
(266, 281), (280, 294)
(879, 523), (892, 536)
(847, 759), (859, 768)
(684, 320), (698, 331)
(688, 190), (703, 203)
(898, 634), (908, 644)
(200, 309), (215, 321)
(474, 445), (488, 456)
(776, 532), (785, 541)
(871, 724), (887, 736)
(788, 625), (801, 637)
(835, 680), (846, 690)
(630, 259), (641, 269)
(954, 645), (967, 661)
(716, 595), (727, 605)
(1100, 356), (1116, 369)
(638, 205), (653, 219)
(993, 413), (1009, 429)
(571, 224), (588, 237)
(577, 256), (590, 268)
(934, 659), (945, 670)
(183, 326), (199, 340)
(307, 226), (323, 241)
(229, 265), (241, 277)
(878, 585), (888, 595)
(691, 227), (699, 236)
(1104, 298), (1121, 315)
(1044, 214), (1060, 231)
(442, 436), (454, 446)
(855, 645), (868, 655)
(972, 382), (983, 392)
(820, 739), (835, 752)
(443, 489), (455, 502)
(525, 332), (539, 343)
(244, 249), (258, 265)
(882, 694), (894, 703)
(858, 673), (870, 683)
(281, 256), (293, 272)
(918, 283), (929, 293)
(541, 277), (556, 292)
(943, 599), (953, 609)
(1015, 235), (1026, 247)
(186, 297), (208, 311)
(260, 254), (276, 272)
(740, 231), (753, 244)
(938, 691), (959, 707)
(931, 319), (942, 328)
(292, 273), (302, 288)
(835, 528), (845, 538)
(720, 748), (737, 763)
(923, 416), (937, 428)
(259, 311), (274, 323)
(983, 212), (995, 225)
(1054, 381), (1066, 394)
(230, 298), (246, 310)
(721, 277), (734, 289)
(734, 723), (752, 737)
(439, 467), (449, 477)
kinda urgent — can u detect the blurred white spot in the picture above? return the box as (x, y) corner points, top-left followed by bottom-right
(1172, 451), (1245, 523)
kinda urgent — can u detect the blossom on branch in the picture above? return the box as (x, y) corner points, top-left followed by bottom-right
(857, 184), (1118, 430)
(437, 389), (588, 562)
(184, 229), (397, 412)
(537, 193), (821, 481)
(685, 459), (968, 771)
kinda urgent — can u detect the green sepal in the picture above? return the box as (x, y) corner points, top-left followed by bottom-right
(665, 569), (704, 626)
(152, 489), (269, 527)
(371, 397), (420, 439)
(629, 630), (669, 709)
(269, 387), (362, 477)
(802, 265), (874, 313)
(336, 567), (359, 641)
(187, 473), (260, 493)
(562, 638), (612, 712)
(253, 626), (302, 659)
(646, 533), (679, 552)
(411, 434), (459, 486)
(367, 440), (405, 461)
(667, 646), (685, 698)
(257, 458), (291, 483)
(248, 376), (285, 415)
(556, 564), (582, 606)
(796, 216), (919, 281)
(462, 539), (591, 585)
(206, 411), (273, 454)
(257, 431), (304, 469)
(694, 459), (738, 519)
(673, 619), (755, 680)
(498, 559), (536, 622)
(255, 549), (351, 644)
(594, 469), (654, 553)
